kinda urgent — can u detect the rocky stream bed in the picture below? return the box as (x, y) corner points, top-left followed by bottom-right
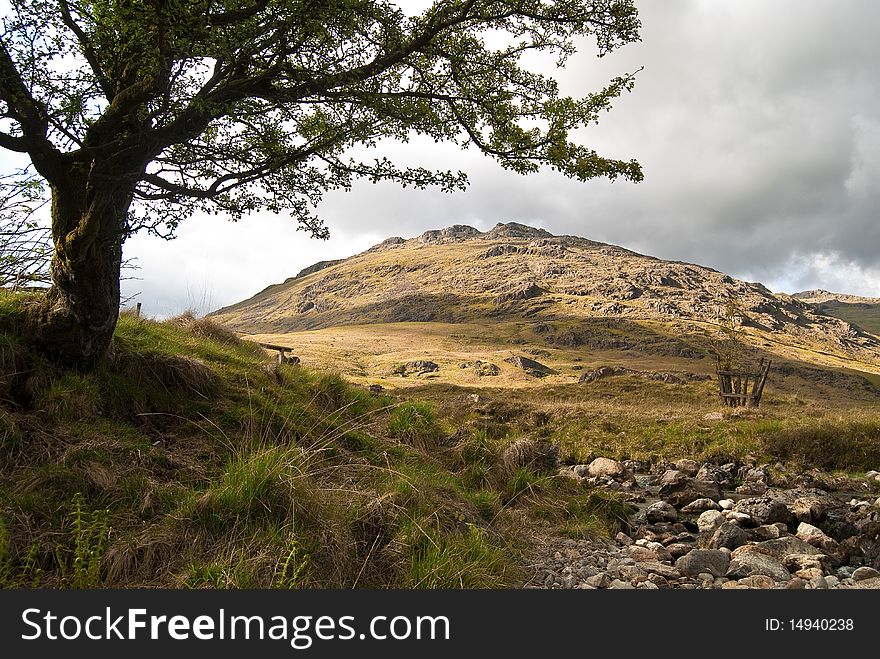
(525, 457), (880, 589)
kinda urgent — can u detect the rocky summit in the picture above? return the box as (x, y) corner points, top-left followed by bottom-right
(210, 222), (880, 376)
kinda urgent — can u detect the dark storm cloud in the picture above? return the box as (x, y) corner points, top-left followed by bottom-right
(121, 0), (880, 314)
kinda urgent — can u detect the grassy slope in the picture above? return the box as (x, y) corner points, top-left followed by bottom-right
(0, 296), (631, 588)
(815, 301), (880, 337)
(2, 293), (879, 589)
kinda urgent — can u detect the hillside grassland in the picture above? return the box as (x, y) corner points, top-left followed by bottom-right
(816, 301), (880, 337)
(2, 289), (880, 589)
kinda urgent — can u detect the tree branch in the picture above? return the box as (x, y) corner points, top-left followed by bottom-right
(58, 0), (114, 99)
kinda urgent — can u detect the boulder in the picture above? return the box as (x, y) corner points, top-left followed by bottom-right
(733, 536), (824, 563)
(736, 575), (778, 589)
(697, 510), (725, 534)
(646, 501), (678, 523)
(696, 462), (737, 487)
(503, 355), (556, 377)
(852, 566), (880, 582)
(658, 469), (687, 486)
(753, 523), (788, 540)
(726, 552), (791, 582)
(682, 498), (721, 513)
(675, 549), (731, 577)
(789, 495), (828, 523)
(635, 561), (681, 580)
(394, 360), (439, 376)
(658, 478), (722, 507)
(733, 496), (792, 526)
(708, 522), (751, 550)
(666, 543), (696, 559)
(674, 459), (700, 476)
(796, 522), (839, 553)
(587, 457), (626, 479)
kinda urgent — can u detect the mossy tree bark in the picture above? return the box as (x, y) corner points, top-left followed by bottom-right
(28, 161), (136, 368)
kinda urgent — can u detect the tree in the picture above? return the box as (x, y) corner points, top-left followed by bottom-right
(0, 0), (643, 367)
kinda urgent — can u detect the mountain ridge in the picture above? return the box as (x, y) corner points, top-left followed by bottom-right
(209, 222), (880, 374)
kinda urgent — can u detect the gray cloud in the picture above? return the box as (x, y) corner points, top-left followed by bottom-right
(122, 0), (880, 315)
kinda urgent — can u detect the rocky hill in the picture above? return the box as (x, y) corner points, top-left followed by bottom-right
(793, 289), (880, 306)
(793, 290), (880, 338)
(210, 223), (880, 373)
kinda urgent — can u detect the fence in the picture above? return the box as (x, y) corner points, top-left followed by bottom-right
(716, 357), (771, 407)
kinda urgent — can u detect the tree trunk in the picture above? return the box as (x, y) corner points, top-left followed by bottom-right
(28, 167), (132, 369)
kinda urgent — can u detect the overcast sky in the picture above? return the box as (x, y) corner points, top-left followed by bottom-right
(11, 1), (880, 316)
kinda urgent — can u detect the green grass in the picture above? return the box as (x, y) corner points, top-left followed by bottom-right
(2, 291), (878, 589)
(817, 301), (880, 336)
(0, 301), (529, 588)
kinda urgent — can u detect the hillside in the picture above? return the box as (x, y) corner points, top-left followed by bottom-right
(210, 223), (880, 387)
(793, 289), (880, 337)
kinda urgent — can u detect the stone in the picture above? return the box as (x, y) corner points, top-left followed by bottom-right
(609, 579), (635, 589)
(675, 459), (700, 476)
(733, 496), (792, 526)
(584, 573), (610, 589)
(810, 576), (828, 589)
(842, 577), (880, 589)
(719, 499), (735, 510)
(824, 575), (840, 588)
(735, 482), (768, 495)
(618, 565), (648, 583)
(675, 549), (731, 577)
(737, 575), (777, 589)
(789, 496), (828, 523)
(587, 457), (626, 479)
(648, 542), (673, 562)
(785, 577), (806, 589)
(698, 510), (725, 534)
(796, 522), (838, 553)
(724, 511), (753, 525)
(794, 567), (824, 581)
(577, 566), (599, 579)
(635, 561), (680, 580)
(615, 531), (634, 546)
(504, 354), (556, 377)
(646, 501), (678, 523)
(703, 412), (724, 421)
(666, 543), (695, 558)
(709, 522), (750, 550)
(658, 478), (722, 507)
(696, 463), (737, 487)
(852, 566), (880, 582)
(784, 553), (826, 574)
(658, 469), (687, 486)
(735, 536), (824, 562)
(572, 464), (590, 478)
(753, 524), (784, 540)
(742, 466), (769, 483)
(647, 573), (671, 588)
(726, 552), (791, 582)
(681, 498), (721, 513)
(626, 545), (659, 562)
(394, 360), (439, 376)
